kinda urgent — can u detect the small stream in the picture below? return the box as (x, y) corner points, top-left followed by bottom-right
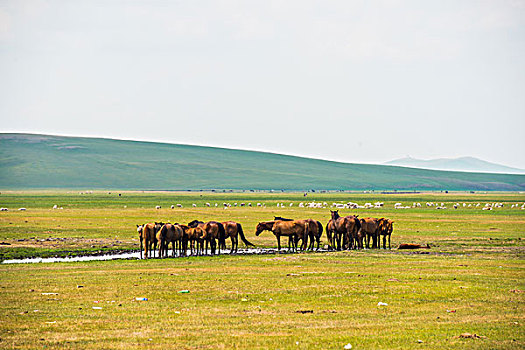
(1, 248), (320, 264)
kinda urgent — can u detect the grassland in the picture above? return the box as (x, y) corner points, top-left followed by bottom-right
(0, 191), (524, 349)
(2, 133), (524, 191)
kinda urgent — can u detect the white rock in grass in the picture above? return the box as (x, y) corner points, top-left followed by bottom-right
(344, 344), (352, 349)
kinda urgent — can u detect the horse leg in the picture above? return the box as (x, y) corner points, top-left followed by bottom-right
(309, 232), (314, 251)
(230, 236), (235, 254)
(277, 235), (281, 253)
(388, 235), (391, 249)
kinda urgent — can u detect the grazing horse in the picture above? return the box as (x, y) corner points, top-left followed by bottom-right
(359, 217), (380, 249)
(157, 223), (185, 258)
(185, 226), (205, 255)
(188, 220), (226, 255)
(136, 222), (163, 259)
(330, 211), (361, 250)
(221, 221), (255, 253)
(378, 218), (394, 249)
(255, 220), (308, 252)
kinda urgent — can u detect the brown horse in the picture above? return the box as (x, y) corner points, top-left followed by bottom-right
(378, 218), (394, 249)
(221, 221), (255, 253)
(330, 211), (362, 250)
(188, 220), (226, 255)
(346, 215), (362, 249)
(325, 219), (337, 250)
(306, 219), (323, 251)
(178, 224), (190, 255)
(359, 217), (380, 249)
(157, 223), (185, 257)
(274, 217), (320, 251)
(136, 222), (163, 259)
(255, 220), (308, 252)
(185, 226), (205, 255)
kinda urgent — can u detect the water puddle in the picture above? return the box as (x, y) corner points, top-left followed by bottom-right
(1, 248), (324, 264)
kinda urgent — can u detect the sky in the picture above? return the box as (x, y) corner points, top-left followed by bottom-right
(1, 0), (524, 168)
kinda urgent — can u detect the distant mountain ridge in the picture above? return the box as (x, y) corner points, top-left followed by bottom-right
(385, 156), (525, 174)
(0, 133), (524, 191)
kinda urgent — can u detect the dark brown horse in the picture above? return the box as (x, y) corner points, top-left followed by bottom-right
(330, 211), (362, 250)
(221, 221), (255, 253)
(326, 219), (337, 250)
(378, 218), (394, 249)
(255, 220), (308, 252)
(306, 219), (323, 251)
(136, 222), (163, 259)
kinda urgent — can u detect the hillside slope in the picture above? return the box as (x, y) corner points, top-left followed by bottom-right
(0, 134), (524, 190)
(385, 156), (525, 174)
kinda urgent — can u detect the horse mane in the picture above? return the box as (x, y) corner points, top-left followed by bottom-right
(274, 216), (293, 221)
(188, 219), (204, 228)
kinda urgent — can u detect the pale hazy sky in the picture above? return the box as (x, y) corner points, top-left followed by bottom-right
(1, 0), (524, 168)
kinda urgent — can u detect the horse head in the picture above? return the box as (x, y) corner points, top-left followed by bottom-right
(255, 223), (264, 236)
(330, 210), (340, 220)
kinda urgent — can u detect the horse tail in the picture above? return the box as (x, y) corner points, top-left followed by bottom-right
(316, 220), (323, 237)
(237, 223), (255, 247)
(217, 222), (226, 246)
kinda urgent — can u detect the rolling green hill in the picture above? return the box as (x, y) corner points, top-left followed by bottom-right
(0, 133), (524, 191)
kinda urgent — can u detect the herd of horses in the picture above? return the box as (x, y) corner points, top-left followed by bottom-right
(136, 210), (394, 259)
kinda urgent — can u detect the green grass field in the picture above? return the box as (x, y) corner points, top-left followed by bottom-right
(0, 192), (524, 349)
